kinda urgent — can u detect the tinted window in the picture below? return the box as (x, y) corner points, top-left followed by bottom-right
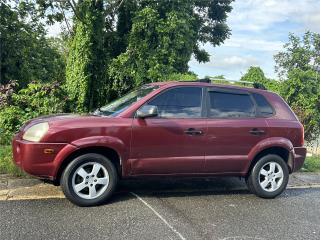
(209, 91), (255, 118)
(148, 87), (202, 118)
(252, 93), (274, 117)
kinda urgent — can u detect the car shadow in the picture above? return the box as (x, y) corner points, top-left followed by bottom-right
(120, 176), (246, 191)
(108, 177), (249, 202)
(107, 176), (317, 205)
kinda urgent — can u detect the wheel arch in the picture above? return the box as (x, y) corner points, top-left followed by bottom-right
(246, 137), (295, 176)
(53, 146), (122, 186)
(246, 146), (293, 177)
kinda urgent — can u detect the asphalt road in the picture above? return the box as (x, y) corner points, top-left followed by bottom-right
(0, 178), (319, 240)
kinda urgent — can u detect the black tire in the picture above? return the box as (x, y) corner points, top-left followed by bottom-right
(61, 153), (118, 207)
(246, 154), (289, 199)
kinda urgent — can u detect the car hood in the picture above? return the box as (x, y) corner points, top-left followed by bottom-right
(21, 113), (103, 131)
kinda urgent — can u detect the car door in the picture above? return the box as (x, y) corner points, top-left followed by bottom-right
(204, 87), (269, 174)
(130, 86), (207, 175)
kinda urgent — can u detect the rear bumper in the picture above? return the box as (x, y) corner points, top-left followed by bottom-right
(12, 138), (77, 180)
(291, 147), (307, 172)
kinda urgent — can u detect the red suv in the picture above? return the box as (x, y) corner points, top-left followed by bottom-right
(12, 81), (306, 206)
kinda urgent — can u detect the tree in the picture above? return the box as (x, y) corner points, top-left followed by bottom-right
(240, 66), (266, 83)
(2, 0), (234, 111)
(274, 32), (320, 142)
(240, 66), (280, 93)
(280, 69), (320, 142)
(65, 0), (106, 112)
(0, 2), (65, 86)
(109, 0), (233, 95)
(274, 32), (320, 79)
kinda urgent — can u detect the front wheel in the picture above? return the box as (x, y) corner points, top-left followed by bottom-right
(61, 153), (118, 206)
(246, 154), (289, 198)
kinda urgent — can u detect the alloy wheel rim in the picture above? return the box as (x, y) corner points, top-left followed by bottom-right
(258, 161), (284, 192)
(72, 162), (109, 200)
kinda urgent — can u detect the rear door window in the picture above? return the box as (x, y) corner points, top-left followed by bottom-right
(208, 91), (255, 118)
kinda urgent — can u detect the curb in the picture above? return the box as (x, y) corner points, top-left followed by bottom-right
(287, 184), (320, 189)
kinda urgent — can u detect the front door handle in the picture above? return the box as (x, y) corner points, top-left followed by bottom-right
(249, 128), (265, 136)
(184, 128), (203, 136)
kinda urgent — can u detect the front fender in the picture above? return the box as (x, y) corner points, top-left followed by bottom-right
(71, 136), (128, 161)
(51, 136), (129, 180)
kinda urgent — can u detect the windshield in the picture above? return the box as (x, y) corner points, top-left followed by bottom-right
(95, 85), (159, 116)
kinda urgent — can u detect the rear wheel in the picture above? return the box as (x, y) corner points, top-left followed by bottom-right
(61, 153), (118, 206)
(246, 154), (289, 198)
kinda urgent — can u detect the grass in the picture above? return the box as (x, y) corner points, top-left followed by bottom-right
(302, 155), (320, 173)
(0, 145), (25, 176)
(0, 144), (320, 176)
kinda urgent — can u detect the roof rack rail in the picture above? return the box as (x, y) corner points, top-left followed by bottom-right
(178, 78), (266, 90)
(209, 78), (267, 90)
(178, 78), (211, 83)
(197, 78), (211, 83)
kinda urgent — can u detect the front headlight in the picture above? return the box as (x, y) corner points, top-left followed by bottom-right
(22, 122), (49, 142)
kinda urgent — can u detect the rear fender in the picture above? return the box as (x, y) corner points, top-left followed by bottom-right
(245, 137), (294, 173)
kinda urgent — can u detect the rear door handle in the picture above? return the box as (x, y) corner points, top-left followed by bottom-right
(249, 128), (265, 136)
(184, 128), (203, 136)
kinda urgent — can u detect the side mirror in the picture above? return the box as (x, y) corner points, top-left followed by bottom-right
(136, 105), (158, 118)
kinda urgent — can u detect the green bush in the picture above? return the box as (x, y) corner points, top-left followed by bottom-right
(0, 106), (29, 145)
(12, 81), (67, 115)
(0, 81), (68, 145)
(0, 145), (25, 176)
(303, 156), (320, 172)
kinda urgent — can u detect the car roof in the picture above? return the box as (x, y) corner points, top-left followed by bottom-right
(148, 81), (269, 94)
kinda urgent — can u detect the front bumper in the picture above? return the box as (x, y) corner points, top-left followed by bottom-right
(292, 147), (307, 172)
(12, 138), (77, 180)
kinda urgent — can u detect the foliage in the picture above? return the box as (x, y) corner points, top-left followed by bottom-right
(280, 69), (320, 142)
(164, 73), (198, 81)
(12, 81), (67, 115)
(303, 155), (320, 172)
(0, 2), (65, 86)
(0, 80), (18, 107)
(0, 106), (29, 145)
(0, 82), (67, 145)
(262, 80), (281, 94)
(109, 4), (196, 94)
(274, 31), (320, 79)
(240, 66), (281, 93)
(108, 0), (233, 95)
(65, 0), (106, 112)
(0, 145), (25, 176)
(274, 32), (320, 142)
(2, 0), (234, 111)
(241, 66), (267, 83)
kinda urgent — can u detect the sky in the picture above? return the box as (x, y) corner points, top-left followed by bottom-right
(188, 0), (320, 80)
(47, 0), (320, 80)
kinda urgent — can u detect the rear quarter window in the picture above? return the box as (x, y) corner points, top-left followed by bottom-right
(252, 93), (274, 117)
